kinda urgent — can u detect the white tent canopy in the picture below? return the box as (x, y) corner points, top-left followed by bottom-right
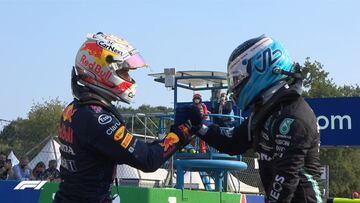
(29, 138), (60, 169)
(116, 164), (259, 193)
(7, 150), (19, 167)
(116, 164), (169, 187)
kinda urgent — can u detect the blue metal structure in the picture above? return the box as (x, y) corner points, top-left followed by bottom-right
(174, 160), (247, 192)
(149, 70), (228, 109)
(150, 70), (248, 192)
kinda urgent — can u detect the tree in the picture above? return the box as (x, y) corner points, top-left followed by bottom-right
(302, 58), (341, 98)
(0, 98), (65, 157)
(301, 58), (360, 197)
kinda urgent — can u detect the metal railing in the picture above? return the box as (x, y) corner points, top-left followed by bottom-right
(122, 112), (174, 141)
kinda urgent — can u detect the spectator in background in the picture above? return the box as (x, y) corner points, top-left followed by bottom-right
(12, 155), (31, 181)
(31, 161), (46, 180)
(0, 151), (6, 161)
(44, 159), (61, 182)
(0, 151), (8, 179)
(192, 93), (209, 121)
(192, 93), (209, 153)
(213, 92), (233, 127)
(0, 152), (13, 180)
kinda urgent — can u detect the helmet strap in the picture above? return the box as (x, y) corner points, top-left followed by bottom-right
(250, 79), (302, 132)
(71, 67), (126, 123)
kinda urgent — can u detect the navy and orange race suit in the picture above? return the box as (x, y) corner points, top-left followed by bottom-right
(54, 99), (192, 203)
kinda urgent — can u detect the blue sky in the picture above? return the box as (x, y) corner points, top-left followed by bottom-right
(0, 0), (359, 121)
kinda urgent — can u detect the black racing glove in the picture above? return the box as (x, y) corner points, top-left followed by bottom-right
(168, 124), (194, 147)
(174, 105), (203, 134)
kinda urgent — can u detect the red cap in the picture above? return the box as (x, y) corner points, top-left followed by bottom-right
(193, 93), (202, 99)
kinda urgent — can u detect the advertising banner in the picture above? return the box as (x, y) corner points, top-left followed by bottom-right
(307, 97), (360, 146)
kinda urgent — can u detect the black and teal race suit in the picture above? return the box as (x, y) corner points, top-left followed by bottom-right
(198, 95), (323, 203)
(54, 99), (192, 203)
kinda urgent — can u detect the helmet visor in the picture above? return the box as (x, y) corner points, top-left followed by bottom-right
(125, 53), (147, 69)
(112, 52), (147, 71)
(228, 60), (249, 92)
(228, 59), (250, 105)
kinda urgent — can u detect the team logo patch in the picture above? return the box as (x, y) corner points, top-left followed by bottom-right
(98, 114), (112, 125)
(90, 105), (102, 113)
(279, 118), (294, 135)
(128, 139), (138, 154)
(160, 132), (180, 152)
(63, 104), (77, 122)
(178, 124), (189, 137)
(114, 126), (125, 141)
(121, 133), (133, 148)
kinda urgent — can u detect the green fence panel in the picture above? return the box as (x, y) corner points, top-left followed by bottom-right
(38, 183), (243, 203)
(38, 182), (59, 203)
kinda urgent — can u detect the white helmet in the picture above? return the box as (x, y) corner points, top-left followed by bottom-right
(74, 32), (147, 103)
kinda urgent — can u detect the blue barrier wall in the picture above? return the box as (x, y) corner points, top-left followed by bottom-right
(0, 181), (42, 203)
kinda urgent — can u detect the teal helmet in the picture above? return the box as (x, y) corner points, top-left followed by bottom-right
(227, 35), (293, 110)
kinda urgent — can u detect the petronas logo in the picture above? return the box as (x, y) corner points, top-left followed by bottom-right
(279, 118), (294, 135)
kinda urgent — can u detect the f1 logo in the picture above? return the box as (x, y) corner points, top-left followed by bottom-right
(13, 181), (47, 190)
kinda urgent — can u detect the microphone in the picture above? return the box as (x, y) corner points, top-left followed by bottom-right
(272, 65), (302, 79)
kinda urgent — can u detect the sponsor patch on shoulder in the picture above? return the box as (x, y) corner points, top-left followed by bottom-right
(114, 126), (126, 141)
(90, 105), (103, 113)
(98, 114), (112, 125)
(121, 133), (133, 148)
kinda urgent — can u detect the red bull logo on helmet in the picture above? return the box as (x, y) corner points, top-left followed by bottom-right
(80, 42), (103, 59)
(80, 55), (111, 80)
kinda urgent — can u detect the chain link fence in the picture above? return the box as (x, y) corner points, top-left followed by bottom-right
(230, 157), (264, 194)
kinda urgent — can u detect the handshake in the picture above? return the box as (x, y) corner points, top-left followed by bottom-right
(174, 105), (203, 130)
(170, 105), (204, 146)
